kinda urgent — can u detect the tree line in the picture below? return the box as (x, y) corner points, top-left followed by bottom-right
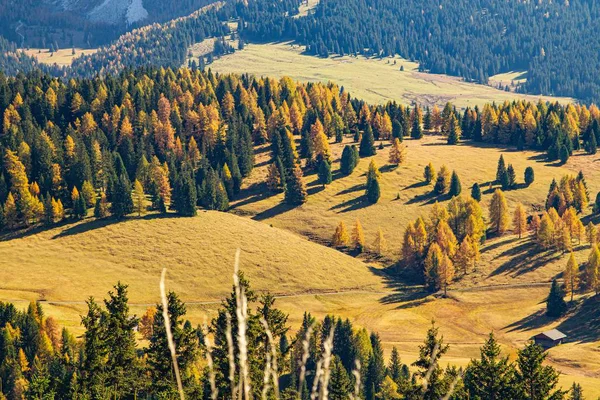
(0, 273), (580, 399)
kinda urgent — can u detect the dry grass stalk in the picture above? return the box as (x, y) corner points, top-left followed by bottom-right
(202, 320), (219, 400)
(350, 359), (361, 400)
(226, 313), (237, 399)
(233, 248), (250, 400)
(160, 268), (185, 400)
(309, 359), (323, 400)
(318, 326), (335, 400)
(421, 342), (439, 391)
(261, 345), (273, 400)
(260, 317), (280, 399)
(441, 368), (464, 400)
(298, 323), (314, 394)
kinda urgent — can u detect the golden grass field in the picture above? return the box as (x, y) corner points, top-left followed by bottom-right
(208, 42), (572, 108)
(22, 48), (98, 67)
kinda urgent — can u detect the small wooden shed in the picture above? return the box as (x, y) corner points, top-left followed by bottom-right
(533, 329), (567, 348)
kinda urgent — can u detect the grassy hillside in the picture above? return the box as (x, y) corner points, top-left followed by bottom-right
(232, 135), (599, 261)
(0, 211), (385, 323)
(208, 42), (571, 108)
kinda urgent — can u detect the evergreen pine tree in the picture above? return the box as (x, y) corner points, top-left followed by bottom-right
(587, 132), (597, 155)
(341, 145), (358, 175)
(496, 155), (507, 183)
(471, 183), (481, 201)
(412, 322), (449, 399)
(365, 333), (386, 400)
(464, 333), (515, 399)
(328, 356), (351, 400)
(359, 126), (376, 157)
(74, 192), (87, 220)
(318, 159), (332, 187)
(110, 174), (133, 219)
(285, 164), (308, 205)
(104, 283), (141, 397)
(525, 166), (535, 186)
(449, 171), (461, 197)
(366, 160), (381, 204)
(546, 278), (567, 317)
(514, 342), (564, 399)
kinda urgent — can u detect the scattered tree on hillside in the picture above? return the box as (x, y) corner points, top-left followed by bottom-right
(564, 252), (580, 302)
(352, 219), (366, 253)
(373, 227), (387, 256)
(489, 189), (509, 234)
(524, 167), (535, 186)
(318, 159), (333, 187)
(424, 163), (436, 185)
(546, 278), (567, 317)
(471, 183), (481, 202)
(332, 221), (350, 247)
(360, 125), (376, 157)
(449, 171), (461, 197)
(133, 180), (146, 217)
(513, 203), (527, 239)
(388, 138), (406, 165)
(366, 160), (381, 204)
(434, 165), (451, 195)
(341, 145), (359, 175)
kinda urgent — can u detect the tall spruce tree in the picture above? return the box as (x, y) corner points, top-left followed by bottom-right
(110, 174), (133, 219)
(412, 322), (449, 400)
(449, 171), (461, 197)
(514, 342), (564, 400)
(365, 333), (386, 400)
(546, 278), (567, 317)
(359, 125), (376, 157)
(496, 155), (507, 183)
(464, 333), (515, 399)
(104, 283), (141, 397)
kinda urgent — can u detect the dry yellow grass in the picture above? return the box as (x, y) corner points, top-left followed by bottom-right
(0, 211), (384, 305)
(22, 48), (98, 67)
(209, 42), (571, 108)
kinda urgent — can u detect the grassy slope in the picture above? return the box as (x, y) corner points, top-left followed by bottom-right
(208, 42), (571, 108)
(23, 48), (98, 67)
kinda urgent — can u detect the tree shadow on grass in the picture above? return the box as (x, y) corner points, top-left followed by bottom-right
(51, 213), (176, 239)
(504, 308), (550, 334)
(329, 195), (371, 213)
(481, 236), (519, 253)
(229, 182), (277, 210)
(336, 183), (364, 196)
(252, 201), (299, 221)
(504, 295), (600, 344)
(402, 181), (429, 191)
(0, 219), (72, 242)
(489, 240), (563, 277)
(379, 164), (397, 173)
(374, 262), (432, 309)
(307, 186), (325, 195)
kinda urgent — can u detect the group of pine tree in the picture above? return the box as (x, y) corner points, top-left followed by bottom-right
(0, 66), (409, 230)
(0, 273), (582, 400)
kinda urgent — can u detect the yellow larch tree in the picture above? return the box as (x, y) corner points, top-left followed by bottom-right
(513, 203), (527, 239)
(564, 252), (579, 302)
(489, 189), (509, 234)
(352, 219), (366, 253)
(332, 221), (350, 248)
